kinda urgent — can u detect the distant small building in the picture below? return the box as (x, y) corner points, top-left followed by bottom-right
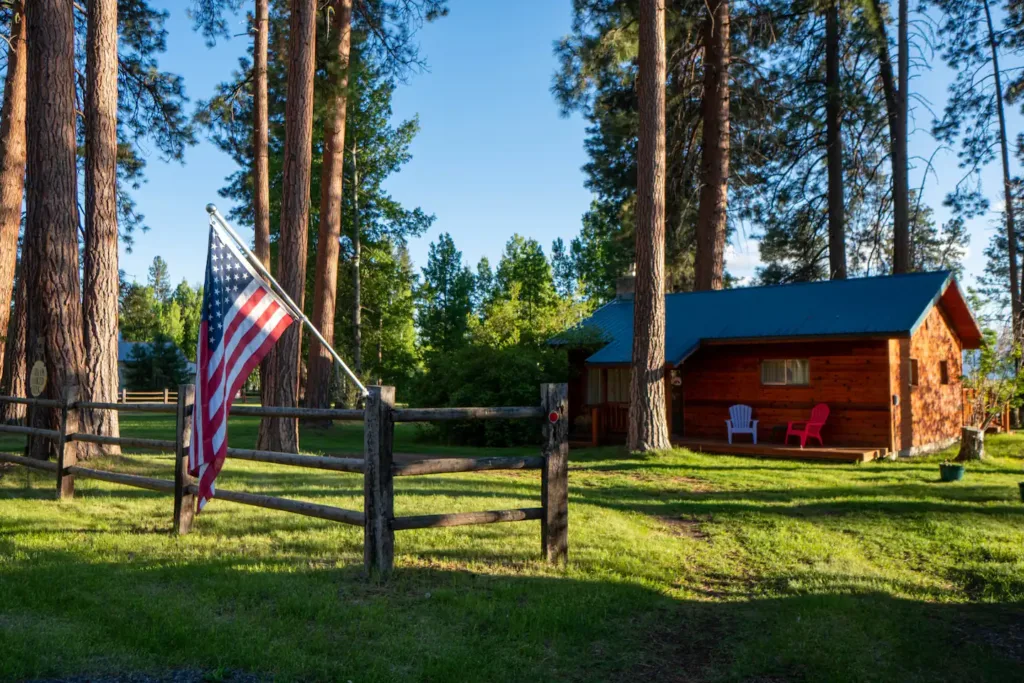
(555, 271), (983, 457)
(117, 333), (197, 390)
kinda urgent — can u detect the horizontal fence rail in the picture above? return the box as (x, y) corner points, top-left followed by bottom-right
(67, 466), (175, 493)
(224, 446), (364, 473)
(78, 400), (181, 414)
(185, 484), (363, 525)
(0, 424), (61, 440)
(228, 405), (363, 420)
(392, 455), (545, 477)
(393, 406), (545, 422)
(0, 452), (59, 472)
(392, 508), (545, 531)
(69, 433), (177, 451)
(0, 382), (570, 579)
(119, 389), (179, 404)
(0, 395), (62, 408)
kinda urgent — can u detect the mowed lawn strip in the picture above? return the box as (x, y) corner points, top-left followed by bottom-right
(1, 416), (1023, 682)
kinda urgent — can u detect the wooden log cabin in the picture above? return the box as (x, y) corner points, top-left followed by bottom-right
(557, 271), (983, 458)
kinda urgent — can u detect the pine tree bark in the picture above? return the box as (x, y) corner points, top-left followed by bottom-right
(23, 0), (88, 460)
(82, 0), (121, 455)
(0, 268), (26, 424)
(254, 0), (273, 416)
(0, 3), (27, 370)
(694, 0), (729, 292)
(259, 0), (317, 453)
(629, 0), (670, 452)
(870, 0), (909, 272)
(983, 0), (1021, 340)
(826, 0), (846, 279)
(352, 146), (362, 376)
(304, 0), (354, 423)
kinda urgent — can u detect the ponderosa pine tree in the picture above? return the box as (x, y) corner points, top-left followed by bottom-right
(739, 5), (894, 283)
(825, 0), (846, 279)
(866, 0), (910, 272)
(554, 0), (776, 298)
(0, 265), (26, 424)
(24, 0), (88, 460)
(259, 0), (318, 452)
(304, 0), (354, 421)
(83, 0), (122, 455)
(0, 3), (26, 370)
(629, 0), (670, 452)
(694, 0), (729, 291)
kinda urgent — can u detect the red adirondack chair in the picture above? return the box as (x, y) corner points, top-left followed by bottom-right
(785, 404), (829, 448)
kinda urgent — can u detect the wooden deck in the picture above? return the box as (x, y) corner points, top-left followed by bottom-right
(671, 437), (888, 463)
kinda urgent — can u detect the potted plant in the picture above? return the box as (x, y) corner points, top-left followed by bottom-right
(939, 461), (965, 482)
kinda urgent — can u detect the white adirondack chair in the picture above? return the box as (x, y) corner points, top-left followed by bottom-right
(726, 404), (758, 444)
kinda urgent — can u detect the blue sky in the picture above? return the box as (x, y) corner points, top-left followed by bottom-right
(121, 1), (1023, 293)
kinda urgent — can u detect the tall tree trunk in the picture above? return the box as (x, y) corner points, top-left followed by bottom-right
(352, 144), (362, 377)
(82, 0), (121, 456)
(23, 0), (87, 460)
(694, 0), (729, 291)
(894, 0), (909, 271)
(259, 0), (317, 453)
(304, 0), (354, 421)
(254, 0), (273, 418)
(0, 268), (27, 424)
(0, 3), (27, 369)
(826, 0), (846, 279)
(870, 0), (909, 272)
(983, 0), (1021, 340)
(629, 0), (670, 452)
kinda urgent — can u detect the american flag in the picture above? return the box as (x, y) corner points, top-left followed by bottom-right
(190, 224), (295, 510)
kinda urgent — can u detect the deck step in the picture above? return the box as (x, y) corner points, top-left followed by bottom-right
(671, 438), (884, 464)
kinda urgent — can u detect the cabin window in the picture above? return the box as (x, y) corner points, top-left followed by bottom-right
(909, 359), (919, 387)
(607, 367), (630, 403)
(586, 367), (603, 404)
(940, 360), (950, 385)
(761, 359), (810, 386)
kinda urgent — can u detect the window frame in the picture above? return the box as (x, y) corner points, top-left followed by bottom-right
(761, 359), (810, 387)
(909, 358), (919, 387)
(939, 360), (950, 385)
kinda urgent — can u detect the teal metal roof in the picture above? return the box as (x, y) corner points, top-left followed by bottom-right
(569, 271), (979, 365)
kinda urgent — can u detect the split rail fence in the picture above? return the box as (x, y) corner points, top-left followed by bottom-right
(0, 383), (569, 576)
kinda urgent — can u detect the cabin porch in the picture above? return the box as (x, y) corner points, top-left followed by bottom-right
(571, 402), (887, 463)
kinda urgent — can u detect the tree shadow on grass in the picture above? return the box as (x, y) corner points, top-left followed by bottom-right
(1, 546), (1023, 682)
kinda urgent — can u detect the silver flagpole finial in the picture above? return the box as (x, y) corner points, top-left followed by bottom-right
(205, 203), (218, 215)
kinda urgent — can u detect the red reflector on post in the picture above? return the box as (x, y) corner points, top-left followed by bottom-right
(548, 411), (560, 424)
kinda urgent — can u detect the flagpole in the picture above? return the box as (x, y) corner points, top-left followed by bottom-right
(205, 203), (370, 397)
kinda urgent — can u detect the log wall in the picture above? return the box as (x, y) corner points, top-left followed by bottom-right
(901, 304), (964, 453)
(678, 339), (892, 447)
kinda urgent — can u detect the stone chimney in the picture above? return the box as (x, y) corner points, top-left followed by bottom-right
(616, 264), (636, 300)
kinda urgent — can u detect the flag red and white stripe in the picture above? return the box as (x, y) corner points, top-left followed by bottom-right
(190, 224), (295, 510)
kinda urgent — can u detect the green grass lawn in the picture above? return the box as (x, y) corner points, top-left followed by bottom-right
(2, 416), (1024, 682)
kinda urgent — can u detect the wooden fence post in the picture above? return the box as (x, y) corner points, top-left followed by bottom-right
(364, 385), (395, 577)
(163, 388), (169, 404)
(173, 384), (196, 534)
(121, 388), (127, 403)
(55, 384), (78, 500)
(541, 383), (569, 564)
